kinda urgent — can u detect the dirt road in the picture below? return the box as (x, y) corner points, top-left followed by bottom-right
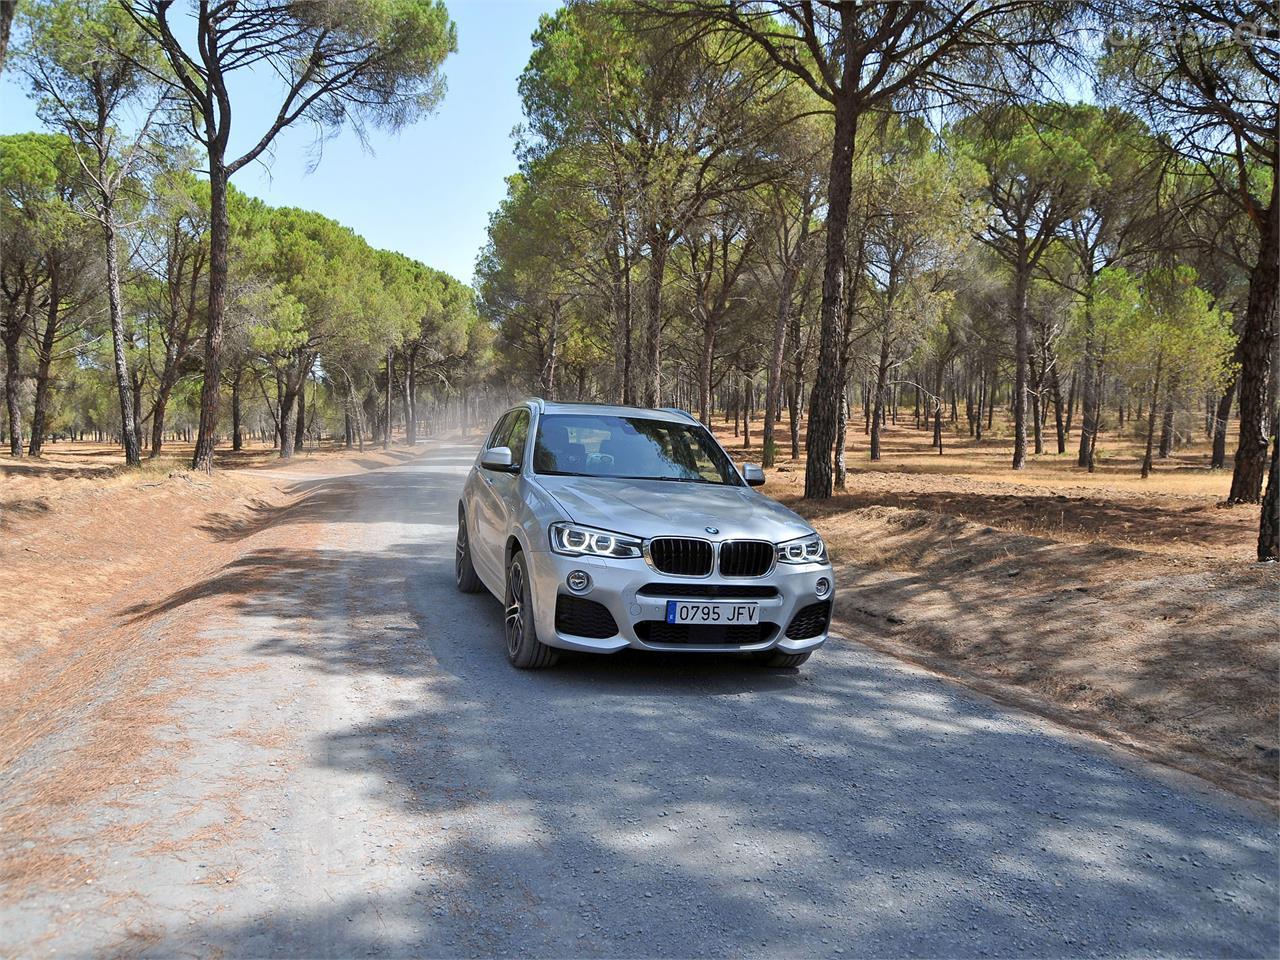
(4, 443), (1278, 958)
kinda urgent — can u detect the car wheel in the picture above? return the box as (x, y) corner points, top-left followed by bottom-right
(504, 551), (559, 669)
(455, 511), (484, 594)
(757, 649), (811, 669)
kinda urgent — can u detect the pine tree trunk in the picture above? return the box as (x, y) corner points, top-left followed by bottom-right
(3, 300), (24, 458)
(1011, 262), (1030, 469)
(103, 205), (140, 467)
(1141, 354), (1163, 479)
(383, 347), (393, 450)
(231, 368), (243, 451)
(803, 76), (859, 499)
(1259, 424), (1279, 561)
(28, 271), (59, 457)
(294, 372), (306, 452)
(763, 258), (799, 467)
(1051, 361), (1066, 455)
(1158, 394), (1175, 459)
(1229, 177), (1278, 503)
(192, 162), (229, 472)
(834, 388), (849, 488)
(870, 329), (890, 462)
(699, 313), (716, 428)
(1212, 378), (1236, 469)
(406, 347), (418, 445)
(641, 235), (667, 408)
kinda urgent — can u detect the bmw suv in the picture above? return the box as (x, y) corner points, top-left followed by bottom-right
(455, 400), (834, 669)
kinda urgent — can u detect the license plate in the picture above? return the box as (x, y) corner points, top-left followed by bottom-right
(665, 601), (760, 625)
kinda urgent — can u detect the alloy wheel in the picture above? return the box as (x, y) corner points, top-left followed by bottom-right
(505, 561), (524, 657)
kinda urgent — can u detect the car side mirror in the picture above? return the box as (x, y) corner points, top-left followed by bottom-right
(480, 446), (517, 472)
(741, 463), (765, 487)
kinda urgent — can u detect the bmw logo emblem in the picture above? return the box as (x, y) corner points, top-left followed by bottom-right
(705, 526), (719, 535)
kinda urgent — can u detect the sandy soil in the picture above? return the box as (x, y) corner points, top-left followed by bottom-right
(0, 442), (428, 895)
(708, 417), (1276, 802)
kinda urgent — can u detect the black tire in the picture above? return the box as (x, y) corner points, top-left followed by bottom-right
(455, 510), (484, 594)
(504, 551), (560, 669)
(757, 649), (812, 669)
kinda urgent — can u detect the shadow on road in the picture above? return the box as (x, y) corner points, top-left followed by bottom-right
(118, 449), (1279, 958)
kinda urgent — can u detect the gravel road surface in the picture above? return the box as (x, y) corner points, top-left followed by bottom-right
(6, 444), (1278, 958)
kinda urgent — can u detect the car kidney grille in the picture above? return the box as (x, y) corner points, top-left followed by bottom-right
(718, 540), (774, 578)
(555, 595), (619, 639)
(648, 538), (714, 576)
(785, 600), (831, 640)
(636, 621), (777, 646)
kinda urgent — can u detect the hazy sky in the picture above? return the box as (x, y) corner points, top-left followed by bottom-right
(0, 0), (560, 284)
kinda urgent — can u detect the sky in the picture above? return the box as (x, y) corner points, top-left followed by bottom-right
(0, 0), (560, 285)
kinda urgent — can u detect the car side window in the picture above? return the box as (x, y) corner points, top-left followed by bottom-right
(506, 410), (530, 469)
(485, 413), (513, 451)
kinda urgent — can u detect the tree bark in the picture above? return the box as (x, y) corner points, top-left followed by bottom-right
(789, 311), (803, 462)
(1141, 353), (1163, 479)
(3, 298), (24, 458)
(1259, 424), (1279, 561)
(698, 310), (716, 427)
(231, 367), (243, 451)
(542, 300), (561, 400)
(641, 237), (668, 408)
(763, 231), (805, 466)
(102, 202), (140, 467)
(1011, 261), (1030, 469)
(803, 65), (858, 499)
(1211, 377), (1236, 469)
(294, 371), (306, 452)
(869, 329), (890, 462)
(834, 388), (849, 488)
(149, 378), (174, 459)
(1050, 360), (1066, 455)
(933, 360), (945, 454)
(1229, 177), (1278, 503)
(383, 347), (393, 450)
(28, 270), (59, 457)
(405, 345), (419, 445)
(1158, 393), (1175, 459)
(192, 163), (229, 472)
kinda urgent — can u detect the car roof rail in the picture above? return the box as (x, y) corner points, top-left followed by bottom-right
(658, 406), (697, 422)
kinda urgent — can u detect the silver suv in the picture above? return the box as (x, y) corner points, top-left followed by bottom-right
(456, 400), (834, 669)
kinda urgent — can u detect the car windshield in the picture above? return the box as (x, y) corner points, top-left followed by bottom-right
(532, 414), (741, 486)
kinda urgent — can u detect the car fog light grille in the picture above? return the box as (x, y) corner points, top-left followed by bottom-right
(555, 595), (619, 639)
(785, 601), (831, 640)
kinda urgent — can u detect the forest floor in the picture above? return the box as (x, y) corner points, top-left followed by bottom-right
(711, 415), (1276, 803)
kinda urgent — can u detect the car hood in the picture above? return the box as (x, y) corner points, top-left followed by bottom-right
(530, 475), (814, 543)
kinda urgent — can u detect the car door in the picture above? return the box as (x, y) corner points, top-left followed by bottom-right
(471, 412), (514, 584)
(474, 408), (529, 579)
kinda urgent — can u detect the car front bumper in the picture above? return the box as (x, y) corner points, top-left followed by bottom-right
(526, 547), (834, 655)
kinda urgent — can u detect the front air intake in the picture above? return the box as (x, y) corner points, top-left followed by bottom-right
(647, 538), (714, 577)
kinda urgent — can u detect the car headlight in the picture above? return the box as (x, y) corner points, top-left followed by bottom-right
(549, 522), (643, 559)
(777, 533), (827, 565)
